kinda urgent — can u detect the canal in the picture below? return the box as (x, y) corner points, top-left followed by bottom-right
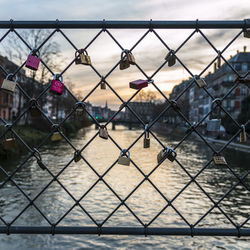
(0, 124), (250, 249)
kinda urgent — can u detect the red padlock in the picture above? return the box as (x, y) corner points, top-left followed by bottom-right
(129, 79), (148, 90)
(50, 74), (64, 95)
(25, 50), (40, 71)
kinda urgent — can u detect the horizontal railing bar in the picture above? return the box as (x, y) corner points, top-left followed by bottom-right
(0, 20), (249, 29)
(0, 226), (249, 236)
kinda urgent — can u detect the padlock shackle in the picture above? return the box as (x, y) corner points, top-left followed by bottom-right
(211, 98), (221, 109)
(53, 73), (63, 83)
(241, 124), (246, 132)
(144, 124), (149, 138)
(120, 149), (130, 158)
(75, 101), (85, 108)
(6, 73), (17, 82)
(75, 48), (88, 56)
(121, 49), (131, 59)
(30, 49), (40, 58)
(33, 147), (42, 161)
(166, 147), (177, 157)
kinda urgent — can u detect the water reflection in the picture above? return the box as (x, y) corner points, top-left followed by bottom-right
(0, 125), (249, 249)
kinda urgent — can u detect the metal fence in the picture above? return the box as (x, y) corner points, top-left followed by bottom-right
(0, 20), (250, 236)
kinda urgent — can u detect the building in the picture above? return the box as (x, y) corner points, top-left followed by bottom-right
(188, 47), (250, 123)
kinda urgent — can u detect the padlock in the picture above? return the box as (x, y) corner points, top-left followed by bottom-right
(243, 29), (250, 38)
(0, 74), (17, 93)
(29, 99), (41, 117)
(207, 99), (221, 132)
(157, 147), (177, 164)
(34, 148), (46, 170)
(75, 102), (85, 116)
(50, 74), (64, 95)
(118, 149), (130, 166)
(25, 50), (40, 71)
(75, 49), (91, 65)
(99, 125), (109, 140)
(194, 76), (207, 88)
(100, 80), (106, 90)
(125, 50), (136, 65)
(129, 79), (148, 90)
(143, 124), (150, 148)
(165, 50), (176, 67)
(213, 154), (227, 165)
(120, 58), (130, 70)
(240, 125), (247, 143)
(50, 132), (62, 142)
(3, 137), (16, 150)
(74, 150), (81, 162)
(171, 100), (180, 111)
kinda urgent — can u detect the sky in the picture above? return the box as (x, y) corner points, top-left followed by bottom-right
(0, 0), (249, 109)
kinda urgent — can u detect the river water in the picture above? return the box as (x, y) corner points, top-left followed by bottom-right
(0, 125), (250, 249)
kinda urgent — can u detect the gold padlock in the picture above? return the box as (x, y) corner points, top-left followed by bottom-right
(157, 147), (177, 164)
(3, 137), (16, 150)
(99, 125), (109, 140)
(118, 149), (130, 166)
(50, 132), (62, 142)
(240, 125), (247, 143)
(74, 150), (81, 162)
(0, 74), (17, 93)
(120, 58), (130, 70)
(165, 50), (176, 67)
(213, 154), (227, 165)
(125, 50), (136, 65)
(75, 49), (91, 65)
(100, 79), (106, 90)
(29, 99), (41, 117)
(194, 76), (207, 88)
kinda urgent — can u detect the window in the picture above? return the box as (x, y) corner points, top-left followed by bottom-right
(242, 86), (247, 96)
(242, 63), (248, 72)
(234, 63), (241, 71)
(228, 75), (233, 81)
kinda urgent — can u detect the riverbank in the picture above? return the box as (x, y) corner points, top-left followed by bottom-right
(153, 123), (250, 153)
(0, 119), (91, 160)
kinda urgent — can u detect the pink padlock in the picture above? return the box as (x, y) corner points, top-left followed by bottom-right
(129, 79), (149, 90)
(25, 50), (40, 71)
(50, 74), (64, 95)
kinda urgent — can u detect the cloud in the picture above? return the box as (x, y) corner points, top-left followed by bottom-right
(0, 0), (249, 108)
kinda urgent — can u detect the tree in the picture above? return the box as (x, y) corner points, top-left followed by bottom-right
(1, 29), (62, 85)
(135, 89), (157, 102)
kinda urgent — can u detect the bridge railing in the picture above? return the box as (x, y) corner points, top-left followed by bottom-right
(0, 19), (250, 236)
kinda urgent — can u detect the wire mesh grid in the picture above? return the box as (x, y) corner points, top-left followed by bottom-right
(0, 20), (250, 236)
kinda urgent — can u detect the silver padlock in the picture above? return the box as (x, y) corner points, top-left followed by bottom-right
(194, 75), (207, 88)
(144, 124), (150, 148)
(157, 147), (177, 164)
(118, 149), (130, 166)
(213, 153), (227, 165)
(0, 73), (17, 93)
(207, 99), (221, 132)
(99, 125), (109, 140)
